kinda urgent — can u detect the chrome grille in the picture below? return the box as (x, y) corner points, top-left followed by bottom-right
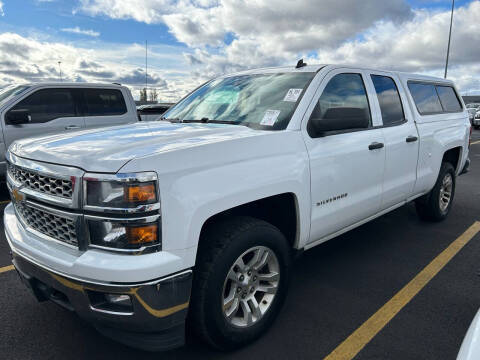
(14, 203), (78, 247)
(8, 164), (73, 199)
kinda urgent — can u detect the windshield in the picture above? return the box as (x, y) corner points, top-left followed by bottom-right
(0, 85), (30, 107)
(163, 72), (315, 130)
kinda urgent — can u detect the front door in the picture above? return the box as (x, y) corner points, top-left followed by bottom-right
(302, 69), (386, 244)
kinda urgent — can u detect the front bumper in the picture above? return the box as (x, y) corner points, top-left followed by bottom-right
(5, 202), (193, 351)
(11, 253), (192, 351)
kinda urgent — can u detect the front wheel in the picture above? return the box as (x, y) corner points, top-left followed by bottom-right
(415, 162), (456, 222)
(190, 216), (291, 350)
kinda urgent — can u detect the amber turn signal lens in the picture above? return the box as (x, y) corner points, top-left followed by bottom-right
(125, 183), (156, 203)
(126, 224), (158, 245)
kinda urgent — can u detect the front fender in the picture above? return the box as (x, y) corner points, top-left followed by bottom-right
(120, 131), (311, 269)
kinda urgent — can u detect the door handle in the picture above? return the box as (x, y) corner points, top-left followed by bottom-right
(406, 135), (418, 143)
(65, 125), (81, 130)
(368, 142), (384, 150)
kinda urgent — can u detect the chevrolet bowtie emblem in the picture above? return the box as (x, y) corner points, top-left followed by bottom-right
(12, 187), (25, 203)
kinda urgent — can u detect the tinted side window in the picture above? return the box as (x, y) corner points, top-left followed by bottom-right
(311, 73), (371, 126)
(8, 88), (77, 124)
(436, 85), (462, 112)
(371, 75), (405, 126)
(84, 89), (127, 116)
(408, 82), (443, 114)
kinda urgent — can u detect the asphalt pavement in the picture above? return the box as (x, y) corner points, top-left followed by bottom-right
(1, 131), (480, 360)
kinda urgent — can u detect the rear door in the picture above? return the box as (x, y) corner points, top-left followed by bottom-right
(365, 71), (419, 209)
(3, 87), (85, 149)
(82, 88), (133, 129)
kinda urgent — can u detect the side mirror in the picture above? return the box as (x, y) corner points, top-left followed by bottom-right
(6, 109), (31, 125)
(310, 107), (369, 136)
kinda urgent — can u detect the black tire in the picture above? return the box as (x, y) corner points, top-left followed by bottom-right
(415, 162), (456, 222)
(189, 216), (291, 350)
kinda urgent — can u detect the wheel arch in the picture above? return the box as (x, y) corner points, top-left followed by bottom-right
(196, 193), (300, 262)
(442, 146), (463, 174)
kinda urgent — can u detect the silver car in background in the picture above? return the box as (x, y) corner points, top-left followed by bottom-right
(466, 103), (480, 127)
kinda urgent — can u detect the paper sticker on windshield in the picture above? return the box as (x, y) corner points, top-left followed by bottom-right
(283, 88), (303, 102)
(260, 110), (281, 126)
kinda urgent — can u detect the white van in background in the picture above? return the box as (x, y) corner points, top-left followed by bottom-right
(0, 83), (138, 179)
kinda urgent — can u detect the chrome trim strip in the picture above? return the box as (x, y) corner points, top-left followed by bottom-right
(21, 187), (73, 207)
(24, 199), (82, 220)
(89, 305), (134, 316)
(83, 171), (158, 183)
(88, 243), (160, 254)
(7, 237), (192, 287)
(84, 213), (160, 223)
(84, 202), (160, 214)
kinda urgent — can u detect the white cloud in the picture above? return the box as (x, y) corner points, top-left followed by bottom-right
(1, 0), (480, 100)
(61, 26), (100, 37)
(0, 32), (196, 101)
(78, 0), (412, 49)
(0, 1), (4, 16)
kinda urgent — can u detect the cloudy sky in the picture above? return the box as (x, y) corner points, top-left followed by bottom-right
(0, 0), (478, 101)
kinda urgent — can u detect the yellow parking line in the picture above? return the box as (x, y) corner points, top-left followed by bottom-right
(0, 265), (14, 274)
(471, 140), (480, 145)
(324, 221), (480, 360)
(0, 200), (10, 205)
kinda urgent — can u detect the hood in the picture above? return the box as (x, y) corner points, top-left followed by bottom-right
(10, 121), (266, 173)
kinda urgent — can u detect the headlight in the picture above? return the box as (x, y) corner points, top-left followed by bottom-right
(86, 216), (160, 250)
(84, 172), (159, 211)
(83, 172), (161, 252)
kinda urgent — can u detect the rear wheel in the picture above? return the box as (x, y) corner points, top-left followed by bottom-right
(190, 216), (291, 350)
(415, 162), (456, 221)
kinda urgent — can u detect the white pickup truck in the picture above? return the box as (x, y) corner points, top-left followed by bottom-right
(4, 64), (471, 351)
(0, 83), (138, 180)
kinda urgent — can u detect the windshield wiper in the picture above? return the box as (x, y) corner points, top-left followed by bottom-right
(162, 117), (250, 128)
(183, 118), (246, 126)
(161, 117), (183, 123)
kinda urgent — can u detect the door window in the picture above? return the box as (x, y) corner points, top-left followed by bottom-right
(371, 75), (405, 126)
(7, 88), (77, 124)
(308, 73), (371, 135)
(83, 89), (127, 116)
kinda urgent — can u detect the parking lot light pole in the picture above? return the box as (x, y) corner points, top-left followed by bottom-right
(444, 0), (455, 79)
(58, 61), (62, 82)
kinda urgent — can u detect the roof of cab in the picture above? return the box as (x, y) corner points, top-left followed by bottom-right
(25, 82), (126, 88)
(221, 63), (454, 85)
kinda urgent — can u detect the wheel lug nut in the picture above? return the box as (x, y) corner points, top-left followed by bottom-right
(242, 293), (246, 299)
(250, 287), (255, 293)
(239, 275), (245, 281)
(237, 287), (242, 293)
(247, 270), (252, 276)
(253, 276), (257, 281)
